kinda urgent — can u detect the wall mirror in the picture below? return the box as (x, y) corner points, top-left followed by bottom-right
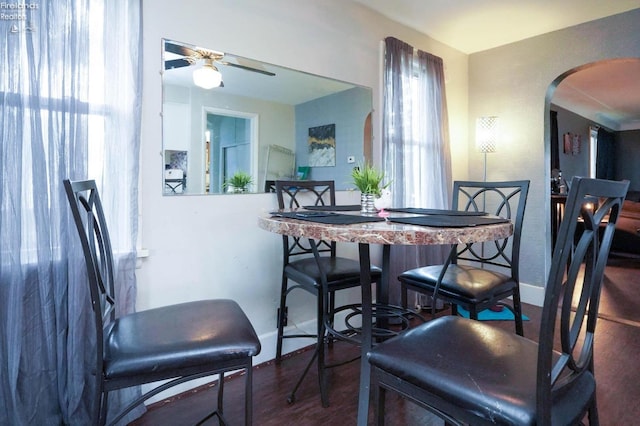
(162, 38), (373, 195)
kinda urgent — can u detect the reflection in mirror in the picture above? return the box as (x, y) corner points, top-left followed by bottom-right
(162, 38), (373, 195)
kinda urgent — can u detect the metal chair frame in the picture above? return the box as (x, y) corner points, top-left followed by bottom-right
(400, 180), (530, 335)
(369, 177), (629, 425)
(274, 180), (381, 407)
(64, 179), (259, 425)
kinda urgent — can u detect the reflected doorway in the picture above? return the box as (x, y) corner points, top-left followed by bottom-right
(204, 108), (257, 194)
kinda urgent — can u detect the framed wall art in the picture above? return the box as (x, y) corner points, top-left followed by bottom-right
(308, 124), (336, 167)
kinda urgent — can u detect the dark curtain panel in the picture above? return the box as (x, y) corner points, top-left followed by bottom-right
(550, 110), (560, 171)
(596, 127), (616, 180)
(382, 37), (452, 307)
(383, 36), (412, 193)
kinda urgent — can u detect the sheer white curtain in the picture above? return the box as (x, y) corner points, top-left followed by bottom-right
(0, 1), (142, 424)
(382, 37), (452, 307)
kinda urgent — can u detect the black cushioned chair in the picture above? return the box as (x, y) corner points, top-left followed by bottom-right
(399, 180), (530, 335)
(64, 179), (261, 426)
(368, 177), (629, 425)
(274, 180), (382, 407)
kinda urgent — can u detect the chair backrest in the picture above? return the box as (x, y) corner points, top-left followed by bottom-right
(452, 180), (530, 278)
(274, 180), (337, 260)
(63, 179), (115, 374)
(537, 177), (628, 423)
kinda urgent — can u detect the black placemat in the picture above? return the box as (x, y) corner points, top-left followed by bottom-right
(271, 211), (385, 224)
(387, 215), (509, 228)
(387, 207), (487, 216)
(302, 204), (362, 211)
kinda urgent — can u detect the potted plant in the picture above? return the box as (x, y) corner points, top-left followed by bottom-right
(351, 163), (388, 213)
(224, 171), (253, 193)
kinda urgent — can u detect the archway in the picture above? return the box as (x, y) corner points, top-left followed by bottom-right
(545, 58), (640, 252)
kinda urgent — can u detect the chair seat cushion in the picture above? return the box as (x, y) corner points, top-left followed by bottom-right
(399, 264), (515, 303)
(104, 299), (261, 383)
(367, 316), (595, 425)
(285, 257), (381, 290)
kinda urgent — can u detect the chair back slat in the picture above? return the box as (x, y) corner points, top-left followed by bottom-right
(536, 177), (629, 422)
(275, 180), (337, 259)
(452, 181), (530, 277)
(64, 179), (116, 369)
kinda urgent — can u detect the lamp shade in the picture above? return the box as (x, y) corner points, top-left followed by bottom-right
(476, 116), (498, 153)
(193, 60), (222, 89)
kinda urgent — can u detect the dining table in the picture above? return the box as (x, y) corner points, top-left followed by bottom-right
(258, 207), (513, 425)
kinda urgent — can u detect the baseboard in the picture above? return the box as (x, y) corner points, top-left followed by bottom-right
(520, 281), (545, 307)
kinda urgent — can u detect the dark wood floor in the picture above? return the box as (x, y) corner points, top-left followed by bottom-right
(131, 259), (640, 425)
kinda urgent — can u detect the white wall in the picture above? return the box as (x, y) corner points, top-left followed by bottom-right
(139, 0), (469, 378)
(468, 9), (640, 299)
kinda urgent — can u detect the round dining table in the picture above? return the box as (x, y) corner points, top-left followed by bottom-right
(258, 210), (513, 425)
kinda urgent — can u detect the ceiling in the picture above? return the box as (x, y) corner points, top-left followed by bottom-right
(165, 3), (640, 131)
(353, 0), (639, 54)
(354, 0), (640, 130)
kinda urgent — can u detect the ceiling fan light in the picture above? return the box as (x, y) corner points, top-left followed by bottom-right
(193, 63), (222, 89)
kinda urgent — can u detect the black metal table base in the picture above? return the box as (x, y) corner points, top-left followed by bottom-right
(285, 302), (423, 407)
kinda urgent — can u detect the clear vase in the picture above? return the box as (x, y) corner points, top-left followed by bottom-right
(360, 193), (377, 215)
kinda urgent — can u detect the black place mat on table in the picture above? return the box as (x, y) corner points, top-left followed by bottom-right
(387, 208), (487, 216)
(387, 215), (509, 228)
(302, 204), (361, 211)
(271, 211), (385, 224)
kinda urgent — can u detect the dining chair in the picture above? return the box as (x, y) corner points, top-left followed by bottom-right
(274, 180), (382, 407)
(368, 177), (629, 425)
(399, 180), (530, 335)
(63, 179), (261, 426)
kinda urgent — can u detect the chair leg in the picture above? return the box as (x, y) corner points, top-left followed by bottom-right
(512, 287), (524, 336)
(276, 276), (288, 362)
(587, 395), (599, 426)
(245, 362), (253, 426)
(374, 374), (386, 426)
(217, 372), (224, 418)
(400, 283), (408, 309)
(285, 289), (329, 406)
(317, 291), (329, 408)
(285, 291), (329, 406)
(195, 372), (235, 426)
(328, 290), (336, 347)
(287, 346), (319, 404)
(98, 390), (109, 426)
(469, 305), (478, 320)
(587, 358), (599, 426)
(450, 303), (458, 316)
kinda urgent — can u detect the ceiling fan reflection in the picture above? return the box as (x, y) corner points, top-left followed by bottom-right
(164, 40), (276, 77)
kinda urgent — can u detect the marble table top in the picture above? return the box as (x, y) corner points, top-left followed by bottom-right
(258, 210), (513, 246)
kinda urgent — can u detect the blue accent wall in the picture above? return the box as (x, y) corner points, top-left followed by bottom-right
(295, 86), (371, 189)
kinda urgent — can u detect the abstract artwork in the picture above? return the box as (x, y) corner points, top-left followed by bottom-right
(308, 124), (336, 167)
